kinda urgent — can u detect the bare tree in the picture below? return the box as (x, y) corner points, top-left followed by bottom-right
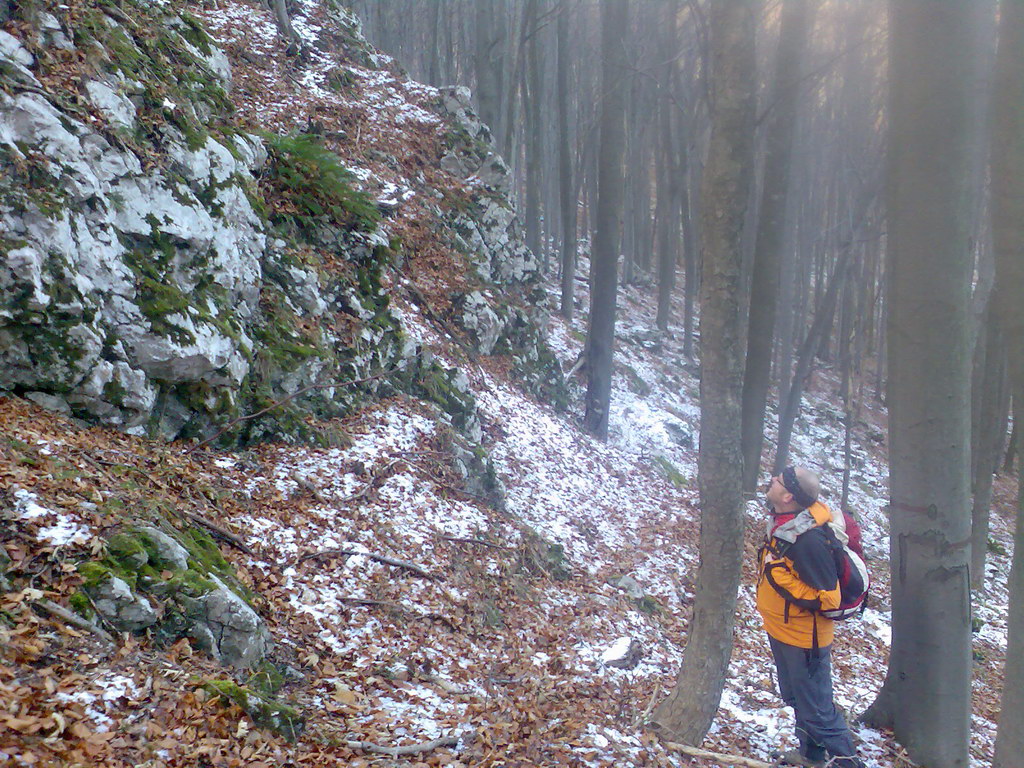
(861, 4), (976, 766)
(740, 0), (812, 494)
(991, 0), (1024, 762)
(583, 0), (630, 439)
(651, 0), (756, 744)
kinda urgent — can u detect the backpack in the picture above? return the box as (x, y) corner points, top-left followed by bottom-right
(819, 510), (870, 620)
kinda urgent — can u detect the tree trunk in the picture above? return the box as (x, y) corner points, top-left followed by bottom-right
(773, 250), (851, 474)
(557, 0), (577, 319)
(524, 0), (543, 258)
(860, 5), (976, 767)
(474, 2), (501, 134)
(970, 303), (1006, 592)
(655, 11), (678, 331)
(740, 0), (812, 494)
(991, 0), (1024, 762)
(651, 0), (755, 744)
(583, 0), (630, 440)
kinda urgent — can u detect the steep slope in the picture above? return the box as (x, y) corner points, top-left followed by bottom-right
(0, 2), (1015, 768)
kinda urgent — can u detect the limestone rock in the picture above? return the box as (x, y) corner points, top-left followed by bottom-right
(199, 575), (273, 668)
(137, 526), (191, 571)
(88, 575), (159, 632)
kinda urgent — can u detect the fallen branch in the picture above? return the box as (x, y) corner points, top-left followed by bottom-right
(633, 682), (661, 729)
(663, 743), (775, 768)
(33, 599), (116, 646)
(186, 369), (396, 454)
(345, 733), (462, 757)
(181, 510), (255, 555)
(294, 549), (436, 580)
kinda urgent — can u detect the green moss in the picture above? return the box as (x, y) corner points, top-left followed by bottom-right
(203, 679), (305, 742)
(77, 561), (123, 590)
(636, 595), (662, 616)
(988, 536), (1008, 556)
(107, 532), (149, 569)
(653, 456), (688, 489)
(247, 662), (285, 697)
(68, 591), (94, 619)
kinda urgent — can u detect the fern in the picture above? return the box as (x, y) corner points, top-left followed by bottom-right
(261, 132), (380, 234)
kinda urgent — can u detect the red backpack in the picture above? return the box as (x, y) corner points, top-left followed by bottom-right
(820, 511), (870, 620)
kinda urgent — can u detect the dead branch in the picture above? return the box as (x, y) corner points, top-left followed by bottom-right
(186, 368), (396, 454)
(294, 549), (436, 580)
(566, 350), (586, 379)
(33, 599), (116, 646)
(180, 510), (255, 555)
(345, 733), (463, 757)
(663, 743), (775, 768)
(633, 682), (661, 729)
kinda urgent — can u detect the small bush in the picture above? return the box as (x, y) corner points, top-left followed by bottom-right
(260, 133), (380, 234)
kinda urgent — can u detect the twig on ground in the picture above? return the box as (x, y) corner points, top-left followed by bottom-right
(33, 599), (116, 646)
(663, 742), (775, 768)
(294, 549), (436, 580)
(186, 369), (396, 454)
(345, 733), (463, 757)
(633, 682), (661, 728)
(180, 510), (255, 555)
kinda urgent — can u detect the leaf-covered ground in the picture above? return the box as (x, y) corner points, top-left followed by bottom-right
(1, 1), (1016, 766)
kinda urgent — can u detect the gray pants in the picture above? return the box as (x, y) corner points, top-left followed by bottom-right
(769, 635), (856, 762)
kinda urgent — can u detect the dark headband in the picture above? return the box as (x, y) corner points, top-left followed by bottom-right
(782, 466), (816, 509)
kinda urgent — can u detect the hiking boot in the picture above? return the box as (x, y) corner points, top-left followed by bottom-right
(770, 748), (825, 767)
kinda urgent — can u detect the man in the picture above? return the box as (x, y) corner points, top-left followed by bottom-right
(756, 466), (865, 768)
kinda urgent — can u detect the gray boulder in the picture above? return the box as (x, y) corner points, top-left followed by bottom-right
(89, 575), (158, 631)
(199, 575), (273, 668)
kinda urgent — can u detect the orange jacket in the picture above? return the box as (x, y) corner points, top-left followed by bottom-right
(756, 501), (841, 649)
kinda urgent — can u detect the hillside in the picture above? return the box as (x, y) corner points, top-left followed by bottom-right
(1, 2), (1015, 767)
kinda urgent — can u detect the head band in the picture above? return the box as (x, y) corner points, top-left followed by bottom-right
(782, 466), (816, 509)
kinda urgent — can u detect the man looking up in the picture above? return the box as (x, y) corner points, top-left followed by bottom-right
(757, 466), (865, 768)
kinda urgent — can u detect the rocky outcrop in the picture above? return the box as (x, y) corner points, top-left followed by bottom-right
(1, 1), (565, 446)
(76, 523), (274, 669)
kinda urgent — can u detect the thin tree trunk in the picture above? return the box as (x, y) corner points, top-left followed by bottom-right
(773, 250), (851, 474)
(557, 0), (577, 319)
(651, 0), (755, 744)
(739, 0), (812, 494)
(583, 0), (630, 440)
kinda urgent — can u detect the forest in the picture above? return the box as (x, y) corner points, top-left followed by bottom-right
(0, 0), (1021, 767)
(350, 3), (1022, 765)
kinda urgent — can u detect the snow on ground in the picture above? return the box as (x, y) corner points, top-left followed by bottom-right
(3, 0), (1015, 763)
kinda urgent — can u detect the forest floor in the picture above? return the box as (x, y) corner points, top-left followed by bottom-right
(1, 260), (1015, 767)
(1, 0), (1016, 765)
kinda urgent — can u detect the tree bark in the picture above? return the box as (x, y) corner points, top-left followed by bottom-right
(970, 302), (1005, 592)
(651, 0), (755, 745)
(991, 0), (1024, 762)
(860, 4), (976, 767)
(583, 0), (630, 440)
(739, 0), (812, 494)
(557, 0), (577, 319)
